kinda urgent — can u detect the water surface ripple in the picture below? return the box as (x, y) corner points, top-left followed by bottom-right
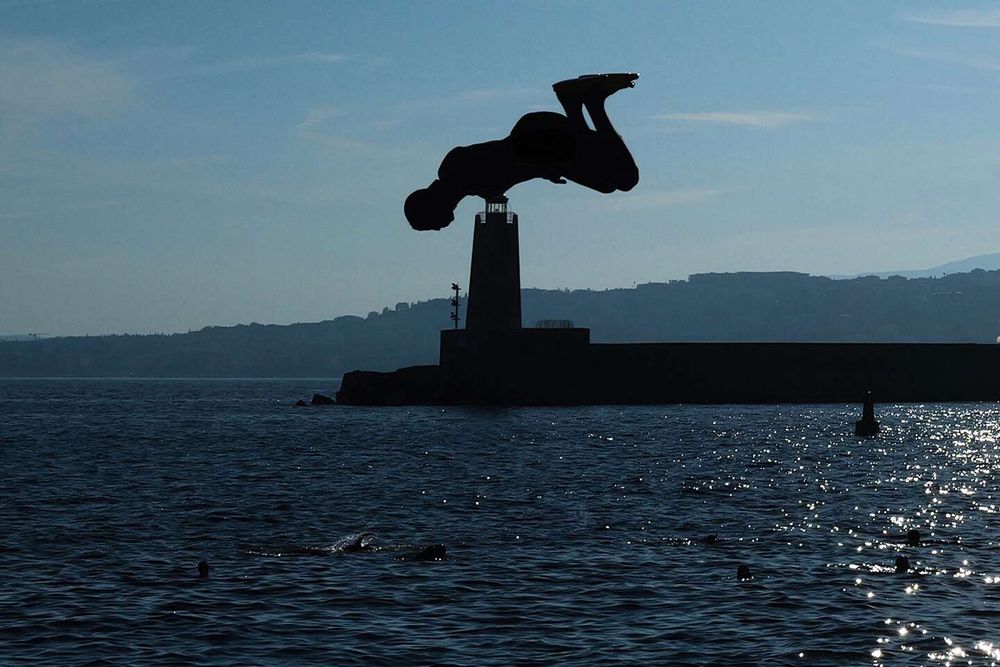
(2, 380), (1000, 665)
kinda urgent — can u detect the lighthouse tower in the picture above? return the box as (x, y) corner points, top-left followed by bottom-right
(437, 194), (589, 387)
(465, 195), (521, 332)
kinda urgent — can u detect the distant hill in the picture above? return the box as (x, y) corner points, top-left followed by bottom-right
(4, 268), (1000, 377)
(834, 252), (1000, 279)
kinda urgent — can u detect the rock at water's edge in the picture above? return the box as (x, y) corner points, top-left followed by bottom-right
(311, 393), (336, 405)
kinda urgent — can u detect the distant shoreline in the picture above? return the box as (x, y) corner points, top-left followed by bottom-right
(5, 269), (1000, 378)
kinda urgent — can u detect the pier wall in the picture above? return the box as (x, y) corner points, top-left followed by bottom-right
(337, 340), (1000, 405)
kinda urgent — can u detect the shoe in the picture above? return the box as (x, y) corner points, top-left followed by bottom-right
(552, 73), (638, 99)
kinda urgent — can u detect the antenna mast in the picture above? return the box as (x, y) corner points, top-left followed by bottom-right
(450, 283), (461, 329)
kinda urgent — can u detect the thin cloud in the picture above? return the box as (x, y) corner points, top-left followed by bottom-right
(295, 106), (409, 146)
(407, 86), (543, 114)
(175, 51), (348, 77)
(1, 200), (123, 223)
(297, 106), (342, 136)
(901, 8), (1000, 28)
(600, 187), (727, 212)
(450, 88), (525, 104)
(651, 111), (818, 128)
(881, 44), (1000, 71)
(294, 106), (393, 153)
(0, 38), (134, 120)
(905, 82), (987, 95)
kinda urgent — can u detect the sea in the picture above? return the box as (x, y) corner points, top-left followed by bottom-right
(2, 379), (1000, 666)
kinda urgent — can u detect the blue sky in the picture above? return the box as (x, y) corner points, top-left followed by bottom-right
(4, 1), (1000, 335)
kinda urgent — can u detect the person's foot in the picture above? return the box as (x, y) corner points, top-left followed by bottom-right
(553, 73), (638, 102)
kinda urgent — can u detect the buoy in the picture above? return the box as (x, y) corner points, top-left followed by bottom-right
(854, 389), (880, 437)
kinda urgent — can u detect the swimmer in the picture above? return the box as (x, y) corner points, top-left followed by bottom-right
(701, 534), (719, 545)
(737, 564), (752, 580)
(197, 560), (210, 578)
(895, 556), (911, 574)
(405, 73), (640, 231)
(414, 544), (446, 561)
(341, 533), (375, 553)
(888, 528), (950, 547)
(397, 544), (447, 562)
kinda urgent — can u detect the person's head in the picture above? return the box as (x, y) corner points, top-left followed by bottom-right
(702, 534), (718, 545)
(895, 556), (910, 573)
(736, 564), (752, 580)
(405, 184), (456, 231)
(420, 544), (446, 561)
(906, 529), (921, 547)
(197, 560), (210, 578)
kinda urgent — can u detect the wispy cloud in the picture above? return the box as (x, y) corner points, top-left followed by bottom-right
(600, 187), (727, 212)
(299, 85), (546, 142)
(901, 8), (1000, 28)
(294, 105), (411, 155)
(651, 110), (818, 128)
(881, 43), (1000, 71)
(905, 82), (987, 95)
(448, 88), (530, 104)
(0, 198), (128, 223)
(173, 51), (348, 77)
(0, 38), (134, 120)
(295, 105), (346, 146)
(297, 105), (341, 131)
(405, 86), (543, 115)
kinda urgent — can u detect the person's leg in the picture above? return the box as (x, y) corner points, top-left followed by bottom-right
(580, 73), (637, 134)
(554, 73), (636, 130)
(579, 109), (639, 192)
(560, 127), (638, 192)
(552, 78), (590, 129)
(558, 75), (639, 193)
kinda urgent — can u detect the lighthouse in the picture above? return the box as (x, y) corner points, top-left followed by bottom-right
(465, 195), (522, 332)
(435, 193), (589, 393)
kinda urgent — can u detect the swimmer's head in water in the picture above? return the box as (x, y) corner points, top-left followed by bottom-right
(737, 564), (752, 580)
(197, 560), (210, 577)
(906, 529), (921, 547)
(895, 556), (911, 573)
(419, 544), (446, 561)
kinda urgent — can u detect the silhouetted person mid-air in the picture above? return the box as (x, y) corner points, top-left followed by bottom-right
(405, 73), (640, 231)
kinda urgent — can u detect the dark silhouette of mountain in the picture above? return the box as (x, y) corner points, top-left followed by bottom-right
(833, 252), (1000, 279)
(4, 269), (1000, 377)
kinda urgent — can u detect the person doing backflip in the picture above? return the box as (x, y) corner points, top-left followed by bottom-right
(404, 73), (640, 231)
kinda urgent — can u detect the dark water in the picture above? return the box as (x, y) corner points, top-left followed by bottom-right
(2, 380), (1000, 666)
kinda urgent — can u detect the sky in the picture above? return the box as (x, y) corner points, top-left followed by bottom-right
(4, 1), (1000, 336)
